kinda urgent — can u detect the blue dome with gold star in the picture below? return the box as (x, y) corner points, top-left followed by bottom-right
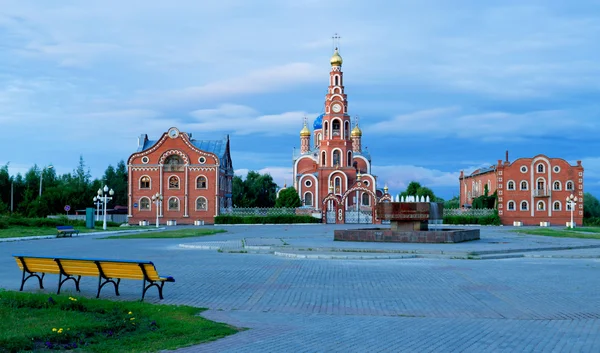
(313, 113), (324, 130)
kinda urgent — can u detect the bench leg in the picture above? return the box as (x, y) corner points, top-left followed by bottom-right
(58, 274), (81, 295)
(141, 280), (165, 301)
(97, 276), (121, 298)
(20, 270), (44, 291)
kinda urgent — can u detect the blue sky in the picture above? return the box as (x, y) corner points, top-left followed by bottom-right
(1, 0), (599, 200)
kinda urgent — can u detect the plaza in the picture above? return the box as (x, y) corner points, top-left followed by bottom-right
(2, 225), (600, 352)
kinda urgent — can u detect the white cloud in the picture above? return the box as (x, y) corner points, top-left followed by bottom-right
(372, 164), (460, 194)
(189, 104), (317, 135)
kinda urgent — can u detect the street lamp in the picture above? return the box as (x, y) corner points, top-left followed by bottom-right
(97, 185), (114, 230)
(92, 196), (102, 221)
(151, 192), (163, 228)
(566, 194), (578, 228)
(39, 165), (53, 198)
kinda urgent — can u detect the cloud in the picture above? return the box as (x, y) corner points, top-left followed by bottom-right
(366, 107), (597, 141)
(235, 167), (293, 188)
(189, 104), (317, 135)
(372, 164), (460, 193)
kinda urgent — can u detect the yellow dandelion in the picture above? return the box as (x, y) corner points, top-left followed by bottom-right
(130, 317), (135, 321)
(128, 311), (133, 315)
(52, 328), (57, 332)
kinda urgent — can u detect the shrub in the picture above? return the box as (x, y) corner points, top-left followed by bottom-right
(443, 211), (501, 226)
(583, 217), (600, 226)
(215, 215), (320, 224)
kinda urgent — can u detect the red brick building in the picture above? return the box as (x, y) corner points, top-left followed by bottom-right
(127, 127), (233, 225)
(292, 48), (383, 223)
(459, 152), (584, 226)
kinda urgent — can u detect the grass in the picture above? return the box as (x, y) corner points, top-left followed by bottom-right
(0, 290), (240, 353)
(0, 226), (141, 239)
(101, 228), (227, 239)
(512, 227), (600, 240)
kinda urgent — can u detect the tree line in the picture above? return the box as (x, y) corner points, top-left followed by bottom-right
(0, 157), (127, 217)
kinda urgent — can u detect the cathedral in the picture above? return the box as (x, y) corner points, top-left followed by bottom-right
(292, 48), (388, 223)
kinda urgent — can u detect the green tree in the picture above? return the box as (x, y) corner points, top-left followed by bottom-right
(398, 181), (441, 201)
(275, 187), (302, 208)
(584, 192), (600, 218)
(232, 171), (278, 207)
(444, 196), (460, 209)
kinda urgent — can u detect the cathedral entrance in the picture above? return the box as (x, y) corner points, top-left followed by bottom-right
(341, 183), (377, 224)
(344, 207), (372, 224)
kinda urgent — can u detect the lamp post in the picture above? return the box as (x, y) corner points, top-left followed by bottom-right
(39, 165), (53, 198)
(566, 194), (578, 228)
(151, 192), (163, 228)
(97, 185), (114, 230)
(92, 196), (102, 221)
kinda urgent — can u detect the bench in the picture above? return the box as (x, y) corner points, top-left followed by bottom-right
(13, 255), (175, 300)
(56, 226), (80, 237)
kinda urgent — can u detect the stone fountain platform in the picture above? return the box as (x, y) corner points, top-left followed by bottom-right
(333, 228), (480, 243)
(334, 201), (480, 243)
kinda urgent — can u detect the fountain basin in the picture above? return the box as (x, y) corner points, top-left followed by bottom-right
(333, 228), (480, 243)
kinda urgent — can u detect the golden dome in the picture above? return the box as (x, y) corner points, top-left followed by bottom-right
(351, 125), (362, 137)
(300, 124), (311, 137)
(330, 48), (343, 66)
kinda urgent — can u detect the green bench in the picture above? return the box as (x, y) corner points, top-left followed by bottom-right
(13, 255), (175, 300)
(56, 226), (80, 237)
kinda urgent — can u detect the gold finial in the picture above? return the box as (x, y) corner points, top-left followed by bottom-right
(329, 183), (334, 192)
(357, 171), (362, 181)
(384, 184), (389, 193)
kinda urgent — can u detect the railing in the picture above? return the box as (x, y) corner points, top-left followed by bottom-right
(533, 189), (551, 197)
(48, 214), (129, 223)
(219, 207), (298, 217)
(443, 208), (496, 217)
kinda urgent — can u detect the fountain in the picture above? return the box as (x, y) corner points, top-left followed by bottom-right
(333, 197), (480, 243)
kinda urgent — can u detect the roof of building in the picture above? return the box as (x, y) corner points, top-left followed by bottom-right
(313, 113), (324, 130)
(466, 165), (496, 178)
(137, 134), (228, 158)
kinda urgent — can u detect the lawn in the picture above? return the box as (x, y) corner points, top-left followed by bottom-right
(512, 227), (600, 240)
(0, 290), (240, 353)
(0, 226), (139, 239)
(101, 228), (227, 239)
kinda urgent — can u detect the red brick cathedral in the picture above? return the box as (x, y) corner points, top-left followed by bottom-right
(293, 48), (383, 222)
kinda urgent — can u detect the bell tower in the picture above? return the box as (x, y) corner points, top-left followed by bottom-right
(319, 43), (353, 169)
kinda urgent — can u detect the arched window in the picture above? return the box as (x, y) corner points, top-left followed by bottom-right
(196, 197), (207, 211)
(165, 155), (184, 171)
(507, 181), (515, 190)
(304, 192), (313, 206)
(334, 177), (341, 194)
(566, 181), (574, 190)
(334, 76), (339, 86)
(553, 201), (561, 211)
(521, 201), (528, 211)
(168, 197), (179, 211)
(321, 151), (326, 166)
(324, 121), (328, 137)
(332, 120), (341, 136)
(317, 133), (322, 146)
(361, 193), (370, 206)
(333, 150), (341, 167)
(537, 178), (545, 191)
(507, 201), (515, 210)
(140, 176), (151, 189)
(168, 176), (179, 189)
(196, 176), (207, 189)
(347, 151), (352, 167)
(553, 181), (561, 190)
(139, 197), (151, 210)
(344, 121), (350, 139)
(537, 164), (545, 173)
(567, 202), (573, 211)
(520, 181), (528, 190)
(537, 201), (545, 211)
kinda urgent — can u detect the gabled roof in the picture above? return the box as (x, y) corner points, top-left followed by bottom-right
(136, 133), (228, 159)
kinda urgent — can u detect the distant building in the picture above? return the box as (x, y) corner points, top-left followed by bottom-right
(292, 48), (390, 224)
(127, 127), (233, 225)
(459, 152), (584, 226)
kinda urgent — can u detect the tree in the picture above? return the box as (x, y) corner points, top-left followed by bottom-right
(444, 196), (460, 209)
(398, 181), (441, 201)
(231, 171), (278, 207)
(584, 192), (600, 219)
(275, 187), (302, 208)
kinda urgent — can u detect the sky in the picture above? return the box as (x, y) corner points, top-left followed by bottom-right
(1, 0), (599, 200)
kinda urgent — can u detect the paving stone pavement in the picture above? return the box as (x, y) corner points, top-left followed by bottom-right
(1, 225), (600, 352)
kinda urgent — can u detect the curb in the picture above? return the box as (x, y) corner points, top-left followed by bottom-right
(0, 227), (165, 243)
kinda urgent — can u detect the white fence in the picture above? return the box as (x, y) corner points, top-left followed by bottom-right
(443, 208), (496, 217)
(219, 207), (298, 217)
(48, 214), (129, 224)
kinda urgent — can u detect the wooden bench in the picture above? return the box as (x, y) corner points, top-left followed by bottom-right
(56, 226), (80, 237)
(13, 255), (175, 300)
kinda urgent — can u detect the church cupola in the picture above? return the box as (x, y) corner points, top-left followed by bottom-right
(330, 48), (343, 67)
(351, 117), (362, 152)
(300, 117), (311, 154)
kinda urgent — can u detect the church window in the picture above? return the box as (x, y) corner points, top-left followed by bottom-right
(347, 151), (352, 167)
(536, 178), (545, 191)
(520, 181), (528, 190)
(344, 121), (350, 139)
(507, 181), (515, 190)
(304, 192), (313, 206)
(140, 176), (151, 189)
(537, 201), (545, 211)
(507, 201), (515, 210)
(553, 181), (561, 190)
(334, 177), (341, 194)
(139, 197), (150, 211)
(361, 193), (370, 206)
(334, 76), (339, 86)
(305, 180), (312, 187)
(321, 151), (326, 166)
(566, 181), (574, 190)
(324, 121), (328, 137)
(521, 201), (528, 211)
(168, 176), (180, 189)
(332, 120), (340, 136)
(196, 176), (207, 189)
(333, 150), (341, 167)
(168, 197), (179, 211)
(537, 164), (545, 173)
(165, 154), (184, 171)
(196, 197), (207, 211)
